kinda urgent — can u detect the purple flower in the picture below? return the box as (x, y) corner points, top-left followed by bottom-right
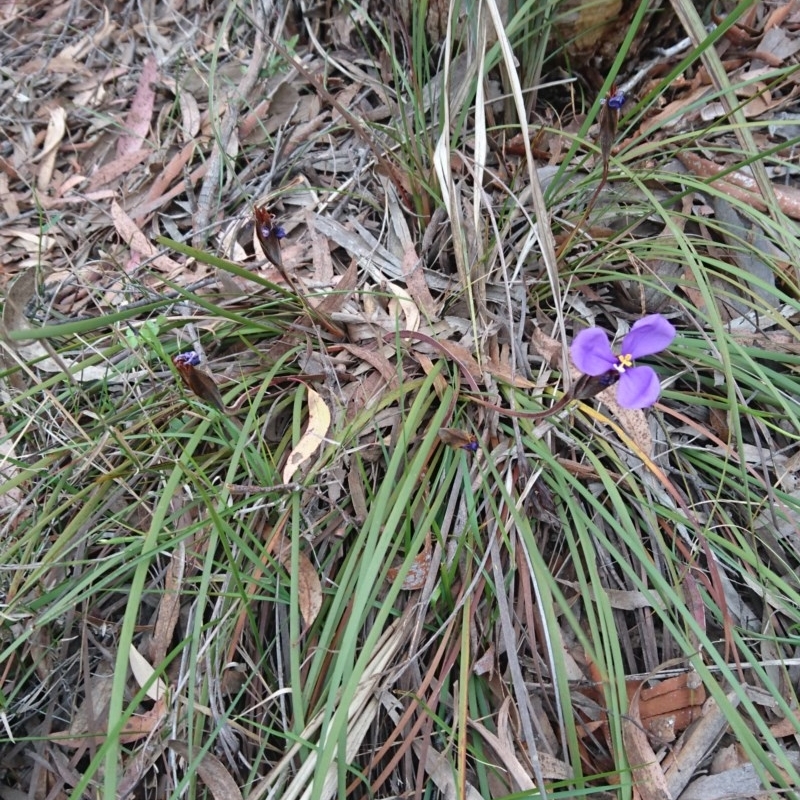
(571, 315), (676, 409)
(173, 350), (201, 367)
(262, 224), (287, 240)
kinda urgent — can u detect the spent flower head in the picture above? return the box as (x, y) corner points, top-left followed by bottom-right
(571, 314), (676, 409)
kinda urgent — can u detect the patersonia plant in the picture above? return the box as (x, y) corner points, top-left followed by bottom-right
(571, 315), (676, 409)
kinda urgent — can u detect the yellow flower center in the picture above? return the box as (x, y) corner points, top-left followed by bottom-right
(615, 353), (634, 372)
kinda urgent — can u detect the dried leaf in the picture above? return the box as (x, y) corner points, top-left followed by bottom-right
(62, 669), (114, 747)
(86, 148), (150, 191)
(386, 281), (420, 332)
(111, 201), (183, 272)
(37, 106), (66, 191)
(59, 672), (168, 748)
(277, 539), (323, 629)
(149, 544), (186, 666)
(168, 740), (243, 800)
(282, 387), (331, 483)
(472, 644), (495, 677)
(664, 693), (737, 798)
(622, 688), (672, 800)
(117, 55), (158, 157)
(388, 535), (432, 590)
(677, 150), (800, 220)
(128, 644), (168, 702)
(131, 140), (199, 220)
(601, 402), (653, 457)
(469, 697), (572, 790)
(384, 177), (437, 317)
(638, 674), (705, 740)
(485, 356), (537, 389)
(530, 326), (564, 367)
(178, 91), (201, 140)
(679, 764), (765, 800)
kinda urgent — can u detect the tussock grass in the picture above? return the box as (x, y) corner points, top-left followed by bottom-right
(2, 0), (800, 798)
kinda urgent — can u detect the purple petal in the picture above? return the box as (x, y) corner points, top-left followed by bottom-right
(606, 92), (626, 110)
(174, 351), (201, 367)
(621, 315), (676, 359)
(616, 366), (661, 409)
(571, 328), (617, 375)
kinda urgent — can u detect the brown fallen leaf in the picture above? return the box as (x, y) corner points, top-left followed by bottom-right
(149, 543), (187, 667)
(86, 148), (150, 191)
(117, 55), (158, 158)
(387, 534), (432, 590)
(59, 658), (169, 748)
(677, 150), (800, 220)
(132, 140), (199, 221)
(622, 687), (672, 800)
(36, 106), (66, 191)
(169, 740), (243, 800)
(111, 201), (183, 273)
(276, 533), (323, 630)
(662, 692), (738, 798)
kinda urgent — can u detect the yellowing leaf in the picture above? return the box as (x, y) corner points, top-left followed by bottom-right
(282, 387), (331, 483)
